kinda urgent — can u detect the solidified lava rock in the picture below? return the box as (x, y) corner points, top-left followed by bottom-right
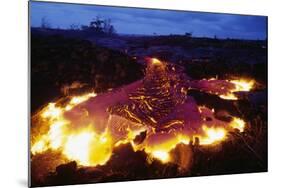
(55, 161), (77, 177)
(31, 34), (144, 112)
(133, 131), (147, 145)
(105, 144), (148, 177)
(170, 143), (193, 173)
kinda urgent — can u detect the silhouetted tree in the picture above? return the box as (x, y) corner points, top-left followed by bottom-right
(90, 16), (104, 33)
(103, 19), (116, 35)
(69, 24), (80, 30)
(81, 16), (116, 35)
(107, 25), (116, 36)
(41, 17), (51, 29)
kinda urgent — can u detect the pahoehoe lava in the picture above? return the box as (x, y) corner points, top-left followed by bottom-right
(31, 57), (256, 186)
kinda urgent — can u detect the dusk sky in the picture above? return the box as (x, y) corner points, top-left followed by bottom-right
(30, 1), (267, 40)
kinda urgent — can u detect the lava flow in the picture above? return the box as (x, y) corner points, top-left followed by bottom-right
(31, 58), (253, 168)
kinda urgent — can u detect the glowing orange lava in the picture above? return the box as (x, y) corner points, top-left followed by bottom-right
(31, 59), (250, 167)
(219, 79), (255, 100)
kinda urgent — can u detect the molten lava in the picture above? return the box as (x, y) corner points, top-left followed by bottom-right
(219, 79), (254, 100)
(31, 58), (253, 168)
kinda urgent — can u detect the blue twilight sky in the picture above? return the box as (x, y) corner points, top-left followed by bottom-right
(30, 1), (267, 40)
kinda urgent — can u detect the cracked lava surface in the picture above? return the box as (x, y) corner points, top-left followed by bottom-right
(31, 58), (254, 169)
